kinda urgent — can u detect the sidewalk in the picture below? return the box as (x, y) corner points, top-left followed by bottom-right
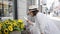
(46, 14), (60, 30)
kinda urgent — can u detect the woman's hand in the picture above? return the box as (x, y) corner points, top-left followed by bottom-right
(26, 20), (33, 25)
(24, 17), (34, 25)
(26, 19), (30, 22)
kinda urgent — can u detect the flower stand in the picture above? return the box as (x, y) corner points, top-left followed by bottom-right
(10, 31), (21, 34)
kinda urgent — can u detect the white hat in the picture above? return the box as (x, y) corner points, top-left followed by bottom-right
(29, 5), (38, 9)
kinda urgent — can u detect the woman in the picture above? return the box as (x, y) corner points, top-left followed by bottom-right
(26, 8), (60, 34)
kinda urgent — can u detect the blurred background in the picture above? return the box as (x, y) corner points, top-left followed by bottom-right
(0, 0), (60, 33)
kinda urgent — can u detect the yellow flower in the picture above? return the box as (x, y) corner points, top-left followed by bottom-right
(8, 26), (13, 31)
(0, 31), (2, 34)
(13, 23), (17, 26)
(20, 24), (24, 28)
(18, 19), (23, 23)
(4, 20), (10, 24)
(4, 28), (8, 34)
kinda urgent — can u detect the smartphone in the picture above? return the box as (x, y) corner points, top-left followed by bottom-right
(24, 17), (28, 20)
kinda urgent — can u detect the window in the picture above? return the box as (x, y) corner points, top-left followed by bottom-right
(0, 0), (13, 17)
(0, 0), (17, 20)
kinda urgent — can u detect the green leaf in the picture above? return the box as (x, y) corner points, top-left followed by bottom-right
(3, 24), (7, 28)
(14, 26), (20, 31)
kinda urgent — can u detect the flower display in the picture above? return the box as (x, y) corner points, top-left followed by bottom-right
(0, 19), (25, 34)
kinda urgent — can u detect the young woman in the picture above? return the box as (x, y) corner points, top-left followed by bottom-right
(26, 8), (60, 34)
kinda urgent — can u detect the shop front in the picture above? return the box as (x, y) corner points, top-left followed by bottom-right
(0, 0), (25, 34)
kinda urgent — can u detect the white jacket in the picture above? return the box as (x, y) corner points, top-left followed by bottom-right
(30, 12), (60, 34)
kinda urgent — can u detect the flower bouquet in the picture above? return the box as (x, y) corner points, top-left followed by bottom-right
(0, 19), (25, 34)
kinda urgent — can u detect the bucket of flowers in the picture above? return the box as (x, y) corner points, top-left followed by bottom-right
(0, 19), (25, 34)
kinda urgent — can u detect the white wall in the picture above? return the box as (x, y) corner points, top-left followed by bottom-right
(17, 0), (27, 25)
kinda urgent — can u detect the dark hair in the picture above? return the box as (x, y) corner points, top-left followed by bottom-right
(29, 8), (39, 16)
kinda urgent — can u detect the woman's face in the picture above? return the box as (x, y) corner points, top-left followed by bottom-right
(28, 10), (34, 17)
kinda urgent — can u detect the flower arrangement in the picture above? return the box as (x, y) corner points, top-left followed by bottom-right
(0, 19), (25, 34)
